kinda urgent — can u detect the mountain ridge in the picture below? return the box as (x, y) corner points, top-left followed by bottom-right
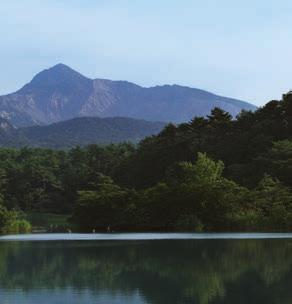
(0, 116), (166, 149)
(0, 64), (256, 127)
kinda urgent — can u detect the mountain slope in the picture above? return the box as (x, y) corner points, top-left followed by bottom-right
(0, 117), (165, 149)
(0, 64), (256, 127)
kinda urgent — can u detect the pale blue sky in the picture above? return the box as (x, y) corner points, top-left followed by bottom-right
(1, 0), (292, 105)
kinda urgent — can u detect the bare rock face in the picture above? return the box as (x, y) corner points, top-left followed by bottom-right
(0, 117), (16, 143)
(0, 64), (256, 127)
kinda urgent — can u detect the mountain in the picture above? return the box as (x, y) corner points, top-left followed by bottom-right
(0, 117), (15, 141)
(0, 116), (165, 149)
(0, 64), (257, 127)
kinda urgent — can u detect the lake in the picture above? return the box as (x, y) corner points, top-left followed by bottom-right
(0, 233), (292, 303)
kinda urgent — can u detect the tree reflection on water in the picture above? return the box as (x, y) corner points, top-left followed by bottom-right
(0, 239), (291, 304)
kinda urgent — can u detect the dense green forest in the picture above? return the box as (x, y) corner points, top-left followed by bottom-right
(1, 92), (292, 232)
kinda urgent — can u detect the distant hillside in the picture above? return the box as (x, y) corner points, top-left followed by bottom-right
(0, 117), (165, 149)
(0, 64), (256, 127)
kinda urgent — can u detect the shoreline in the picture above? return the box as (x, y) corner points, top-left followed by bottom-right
(2, 232), (292, 241)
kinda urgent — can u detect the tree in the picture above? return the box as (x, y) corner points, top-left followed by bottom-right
(256, 140), (292, 186)
(166, 153), (248, 231)
(252, 175), (292, 230)
(207, 107), (232, 125)
(73, 175), (137, 231)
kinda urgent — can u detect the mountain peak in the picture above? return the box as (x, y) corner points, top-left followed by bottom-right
(32, 63), (88, 81)
(51, 62), (70, 69)
(18, 63), (91, 95)
(46, 63), (79, 74)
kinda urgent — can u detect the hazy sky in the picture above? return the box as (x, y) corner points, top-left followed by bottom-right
(1, 1), (292, 106)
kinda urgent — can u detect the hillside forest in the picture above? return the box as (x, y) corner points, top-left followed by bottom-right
(1, 92), (292, 232)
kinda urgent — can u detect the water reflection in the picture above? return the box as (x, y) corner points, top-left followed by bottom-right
(0, 239), (292, 303)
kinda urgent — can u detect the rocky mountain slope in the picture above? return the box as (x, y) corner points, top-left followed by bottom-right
(0, 64), (256, 127)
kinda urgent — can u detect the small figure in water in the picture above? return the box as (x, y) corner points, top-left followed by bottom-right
(107, 225), (111, 233)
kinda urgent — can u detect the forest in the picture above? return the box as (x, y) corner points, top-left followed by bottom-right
(1, 92), (292, 232)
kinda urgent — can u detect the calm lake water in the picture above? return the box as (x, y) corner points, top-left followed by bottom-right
(0, 233), (292, 304)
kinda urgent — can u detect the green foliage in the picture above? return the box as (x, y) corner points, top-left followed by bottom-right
(2, 219), (32, 234)
(26, 212), (70, 232)
(2, 93), (292, 231)
(73, 152), (287, 232)
(253, 175), (292, 230)
(187, 152), (224, 184)
(174, 214), (204, 231)
(0, 206), (31, 234)
(255, 140), (292, 185)
(0, 117), (165, 149)
(73, 175), (137, 231)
